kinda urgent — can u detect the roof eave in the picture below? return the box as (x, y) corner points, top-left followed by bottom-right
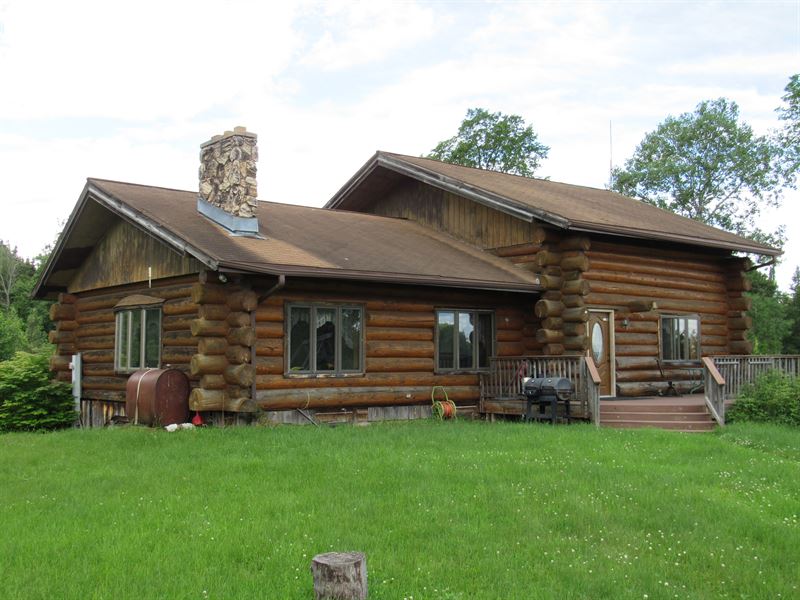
(569, 220), (782, 257)
(217, 259), (542, 294)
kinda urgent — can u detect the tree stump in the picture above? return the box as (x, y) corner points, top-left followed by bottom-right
(310, 552), (367, 600)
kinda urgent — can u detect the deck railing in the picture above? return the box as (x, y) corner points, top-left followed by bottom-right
(480, 355), (601, 423)
(711, 355), (800, 399)
(702, 357), (726, 425)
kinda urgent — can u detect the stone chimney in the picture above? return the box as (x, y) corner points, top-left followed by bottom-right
(197, 126), (260, 235)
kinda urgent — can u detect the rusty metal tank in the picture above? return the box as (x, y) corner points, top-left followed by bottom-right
(125, 369), (190, 426)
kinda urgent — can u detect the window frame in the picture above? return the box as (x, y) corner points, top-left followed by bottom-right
(659, 313), (701, 362)
(284, 303), (365, 377)
(434, 308), (495, 373)
(114, 306), (162, 373)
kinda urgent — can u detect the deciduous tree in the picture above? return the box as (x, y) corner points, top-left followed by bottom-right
(427, 108), (549, 177)
(611, 98), (783, 244)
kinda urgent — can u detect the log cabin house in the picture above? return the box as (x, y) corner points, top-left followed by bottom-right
(34, 128), (780, 426)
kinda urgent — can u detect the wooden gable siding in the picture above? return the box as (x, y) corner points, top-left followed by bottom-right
(252, 279), (539, 412)
(48, 275), (200, 403)
(69, 219), (202, 293)
(370, 179), (540, 249)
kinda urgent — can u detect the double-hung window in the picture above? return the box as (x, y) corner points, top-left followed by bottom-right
(114, 299), (162, 372)
(660, 314), (700, 361)
(287, 304), (363, 375)
(436, 309), (494, 371)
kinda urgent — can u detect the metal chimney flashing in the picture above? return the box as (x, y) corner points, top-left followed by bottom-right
(197, 197), (262, 237)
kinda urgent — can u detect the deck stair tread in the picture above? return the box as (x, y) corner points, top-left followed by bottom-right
(599, 396), (717, 432)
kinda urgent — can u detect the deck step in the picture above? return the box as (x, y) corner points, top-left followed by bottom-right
(601, 411), (712, 422)
(599, 419), (716, 432)
(600, 403), (707, 413)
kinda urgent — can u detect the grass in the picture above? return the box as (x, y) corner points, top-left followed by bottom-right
(1, 421), (798, 599)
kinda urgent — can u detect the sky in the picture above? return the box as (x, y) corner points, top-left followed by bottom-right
(0, 0), (798, 288)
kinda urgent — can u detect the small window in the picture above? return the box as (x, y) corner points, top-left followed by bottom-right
(660, 315), (700, 361)
(436, 309), (494, 372)
(115, 307), (161, 372)
(287, 304), (363, 375)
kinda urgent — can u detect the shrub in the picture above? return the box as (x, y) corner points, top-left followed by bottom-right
(727, 370), (800, 426)
(0, 352), (76, 432)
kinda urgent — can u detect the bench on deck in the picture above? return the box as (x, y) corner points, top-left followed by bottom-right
(656, 359), (704, 396)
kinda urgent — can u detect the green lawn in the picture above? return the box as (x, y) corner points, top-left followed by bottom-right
(1, 421), (798, 599)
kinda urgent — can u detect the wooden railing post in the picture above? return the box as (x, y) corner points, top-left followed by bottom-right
(583, 356), (602, 426)
(702, 357), (726, 426)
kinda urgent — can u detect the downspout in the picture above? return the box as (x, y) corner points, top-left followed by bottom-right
(251, 275), (286, 404)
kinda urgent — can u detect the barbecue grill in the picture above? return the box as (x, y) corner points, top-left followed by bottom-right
(522, 376), (574, 424)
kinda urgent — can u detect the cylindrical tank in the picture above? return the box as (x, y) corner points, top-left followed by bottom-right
(125, 369), (190, 427)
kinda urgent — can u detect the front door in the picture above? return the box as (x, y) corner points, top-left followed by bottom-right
(587, 311), (613, 396)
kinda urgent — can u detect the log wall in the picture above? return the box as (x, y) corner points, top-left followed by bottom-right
(253, 280), (537, 413)
(49, 276), (199, 406)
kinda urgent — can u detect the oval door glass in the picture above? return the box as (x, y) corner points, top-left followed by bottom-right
(591, 322), (604, 364)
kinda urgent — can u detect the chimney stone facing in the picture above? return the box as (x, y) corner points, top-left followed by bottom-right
(199, 126), (258, 218)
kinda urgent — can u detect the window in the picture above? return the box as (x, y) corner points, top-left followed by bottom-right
(287, 304), (363, 374)
(660, 314), (700, 361)
(115, 307), (162, 372)
(436, 309), (494, 371)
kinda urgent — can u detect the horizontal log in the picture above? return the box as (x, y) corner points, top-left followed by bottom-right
(227, 290), (258, 312)
(366, 340), (433, 359)
(57, 343), (77, 355)
(81, 376), (126, 391)
(560, 254), (589, 272)
(539, 274), (562, 290)
(563, 294), (585, 309)
(162, 316), (193, 332)
(255, 338), (282, 357)
(75, 324), (115, 339)
(618, 320), (657, 334)
(615, 382), (663, 397)
(198, 304), (230, 321)
(589, 244), (726, 273)
(162, 332), (195, 347)
(366, 357), (433, 372)
(616, 357), (658, 370)
(583, 269), (726, 295)
(80, 350), (114, 364)
(75, 336), (113, 351)
(558, 235), (591, 252)
(729, 340), (753, 354)
(616, 369), (702, 384)
(535, 328), (564, 344)
(50, 303), (76, 321)
(586, 292), (728, 315)
(542, 343), (564, 355)
(531, 227), (561, 245)
(535, 251), (562, 268)
(615, 332), (658, 346)
(189, 389), (256, 412)
(534, 299), (564, 319)
(496, 341), (526, 356)
(367, 311), (435, 328)
(228, 327), (256, 347)
(198, 337), (227, 355)
(48, 330), (74, 344)
(725, 275), (751, 292)
(729, 296), (752, 311)
(256, 386), (478, 411)
(58, 293), (78, 305)
(200, 374), (226, 390)
(562, 278), (590, 296)
(161, 347), (196, 364)
(226, 344), (252, 364)
(190, 353), (228, 376)
(227, 312), (251, 328)
(615, 345), (658, 358)
(256, 372), (478, 390)
(563, 335), (589, 351)
(728, 330), (748, 341)
(540, 317), (563, 330)
(542, 290), (562, 302)
(49, 355), (71, 372)
(728, 316), (753, 330)
(587, 280), (719, 305)
(254, 305), (283, 322)
(163, 299), (198, 317)
(496, 329), (523, 343)
(493, 242), (543, 257)
(191, 318), (228, 337)
(366, 327), (433, 342)
(561, 307), (588, 322)
(191, 283), (227, 305)
(256, 357), (284, 375)
(563, 322), (586, 337)
(83, 365), (115, 377)
(364, 300), (434, 313)
(225, 363), (255, 386)
(256, 323), (284, 339)
(56, 320), (79, 332)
